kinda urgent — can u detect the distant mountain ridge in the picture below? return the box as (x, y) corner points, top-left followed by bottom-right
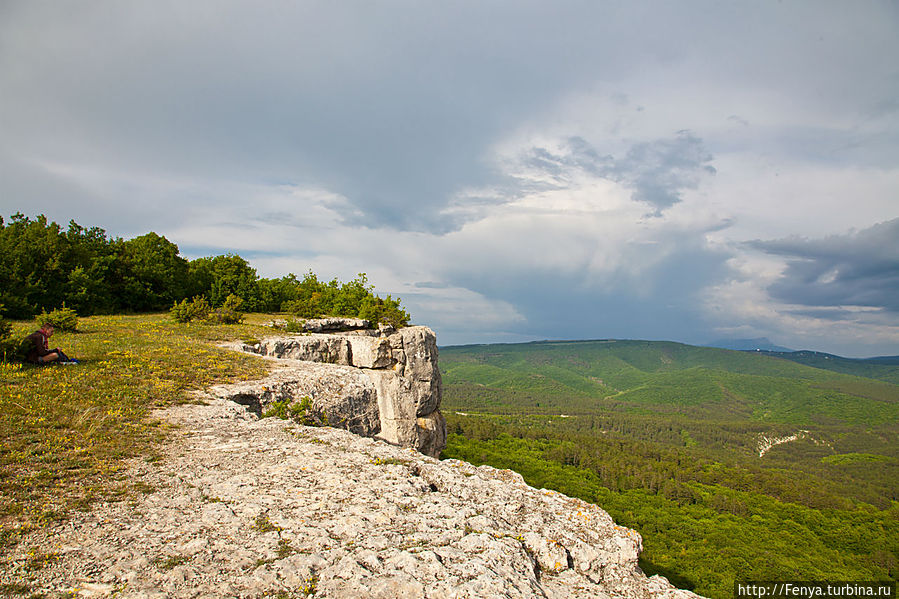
(755, 349), (899, 383)
(441, 337), (899, 385)
(704, 337), (793, 352)
(758, 349), (899, 364)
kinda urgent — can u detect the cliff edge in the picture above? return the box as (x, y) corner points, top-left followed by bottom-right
(2, 320), (700, 598)
(217, 320), (446, 457)
(4, 396), (698, 598)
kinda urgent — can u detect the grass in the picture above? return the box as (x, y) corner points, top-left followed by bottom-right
(252, 514), (283, 534)
(152, 554), (190, 570)
(0, 313), (273, 556)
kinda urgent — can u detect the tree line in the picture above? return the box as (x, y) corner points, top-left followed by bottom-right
(0, 213), (409, 325)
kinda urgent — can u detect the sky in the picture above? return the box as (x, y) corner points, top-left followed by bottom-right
(1, 1), (898, 357)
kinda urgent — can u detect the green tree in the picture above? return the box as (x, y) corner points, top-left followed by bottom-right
(283, 271), (331, 317)
(63, 220), (118, 314)
(188, 254), (260, 310)
(0, 213), (74, 317)
(1, 213), (413, 324)
(0, 303), (14, 361)
(116, 233), (189, 311)
(256, 273), (301, 312)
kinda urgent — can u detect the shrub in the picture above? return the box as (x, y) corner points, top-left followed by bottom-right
(170, 296), (211, 323)
(263, 396), (318, 425)
(207, 294), (244, 325)
(358, 295), (410, 328)
(283, 318), (306, 333)
(37, 305), (79, 332)
(0, 317), (14, 362)
(171, 294), (244, 325)
(283, 296), (323, 319)
(283, 273), (410, 328)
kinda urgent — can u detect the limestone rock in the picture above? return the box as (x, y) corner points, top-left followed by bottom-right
(253, 334), (352, 364)
(302, 317), (372, 333)
(3, 397), (701, 598)
(217, 325), (446, 457)
(345, 335), (395, 369)
(210, 361), (380, 437)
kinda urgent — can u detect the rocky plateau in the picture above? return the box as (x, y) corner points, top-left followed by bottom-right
(1, 320), (699, 598)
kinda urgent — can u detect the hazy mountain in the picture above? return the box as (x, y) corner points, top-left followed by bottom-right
(704, 337), (793, 352)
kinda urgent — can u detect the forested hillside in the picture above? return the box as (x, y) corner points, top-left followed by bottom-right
(756, 349), (899, 385)
(439, 340), (899, 598)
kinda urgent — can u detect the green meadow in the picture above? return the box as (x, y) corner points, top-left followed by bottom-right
(0, 314), (272, 555)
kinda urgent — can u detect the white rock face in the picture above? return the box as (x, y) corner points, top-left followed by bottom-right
(301, 317), (373, 333)
(3, 397), (700, 598)
(255, 334), (353, 364)
(216, 325), (446, 457)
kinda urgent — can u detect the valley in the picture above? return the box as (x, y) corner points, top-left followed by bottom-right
(438, 340), (899, 598)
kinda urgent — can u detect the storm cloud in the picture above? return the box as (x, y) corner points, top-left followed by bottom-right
(2, 1), (898, 356)
(751, 219), (899, 315)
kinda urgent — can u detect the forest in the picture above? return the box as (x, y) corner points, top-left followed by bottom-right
(0, 213), (408, 329)
(439, 340), (898, 598)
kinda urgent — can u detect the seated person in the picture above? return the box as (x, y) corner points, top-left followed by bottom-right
(25, 323), (78, 364)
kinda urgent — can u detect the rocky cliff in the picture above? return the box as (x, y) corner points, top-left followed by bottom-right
(215, 319), (446, 457)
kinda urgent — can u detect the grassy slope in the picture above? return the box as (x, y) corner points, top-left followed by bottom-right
(0, 314), (273, 555)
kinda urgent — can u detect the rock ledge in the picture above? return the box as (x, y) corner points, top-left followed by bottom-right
(215, 325), (446, 457)
(2, 397), (700, 598)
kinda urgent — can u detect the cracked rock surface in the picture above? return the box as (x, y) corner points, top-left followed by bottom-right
(2, 397), (698, 598)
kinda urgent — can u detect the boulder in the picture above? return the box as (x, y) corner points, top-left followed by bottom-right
(210, 362), (380, 438)
(252, 334), (351, 364)
(345, 335), (395, 369)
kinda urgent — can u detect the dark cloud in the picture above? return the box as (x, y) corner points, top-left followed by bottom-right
(616, 132), (717, 213)
(783, 307), (859, 321)
(0, 1), (663, 235)
(9, 1), (888, 236)
(520, 137), (612, 183)
(750, 218), (899, 315)
(440, 227), (731, 345)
